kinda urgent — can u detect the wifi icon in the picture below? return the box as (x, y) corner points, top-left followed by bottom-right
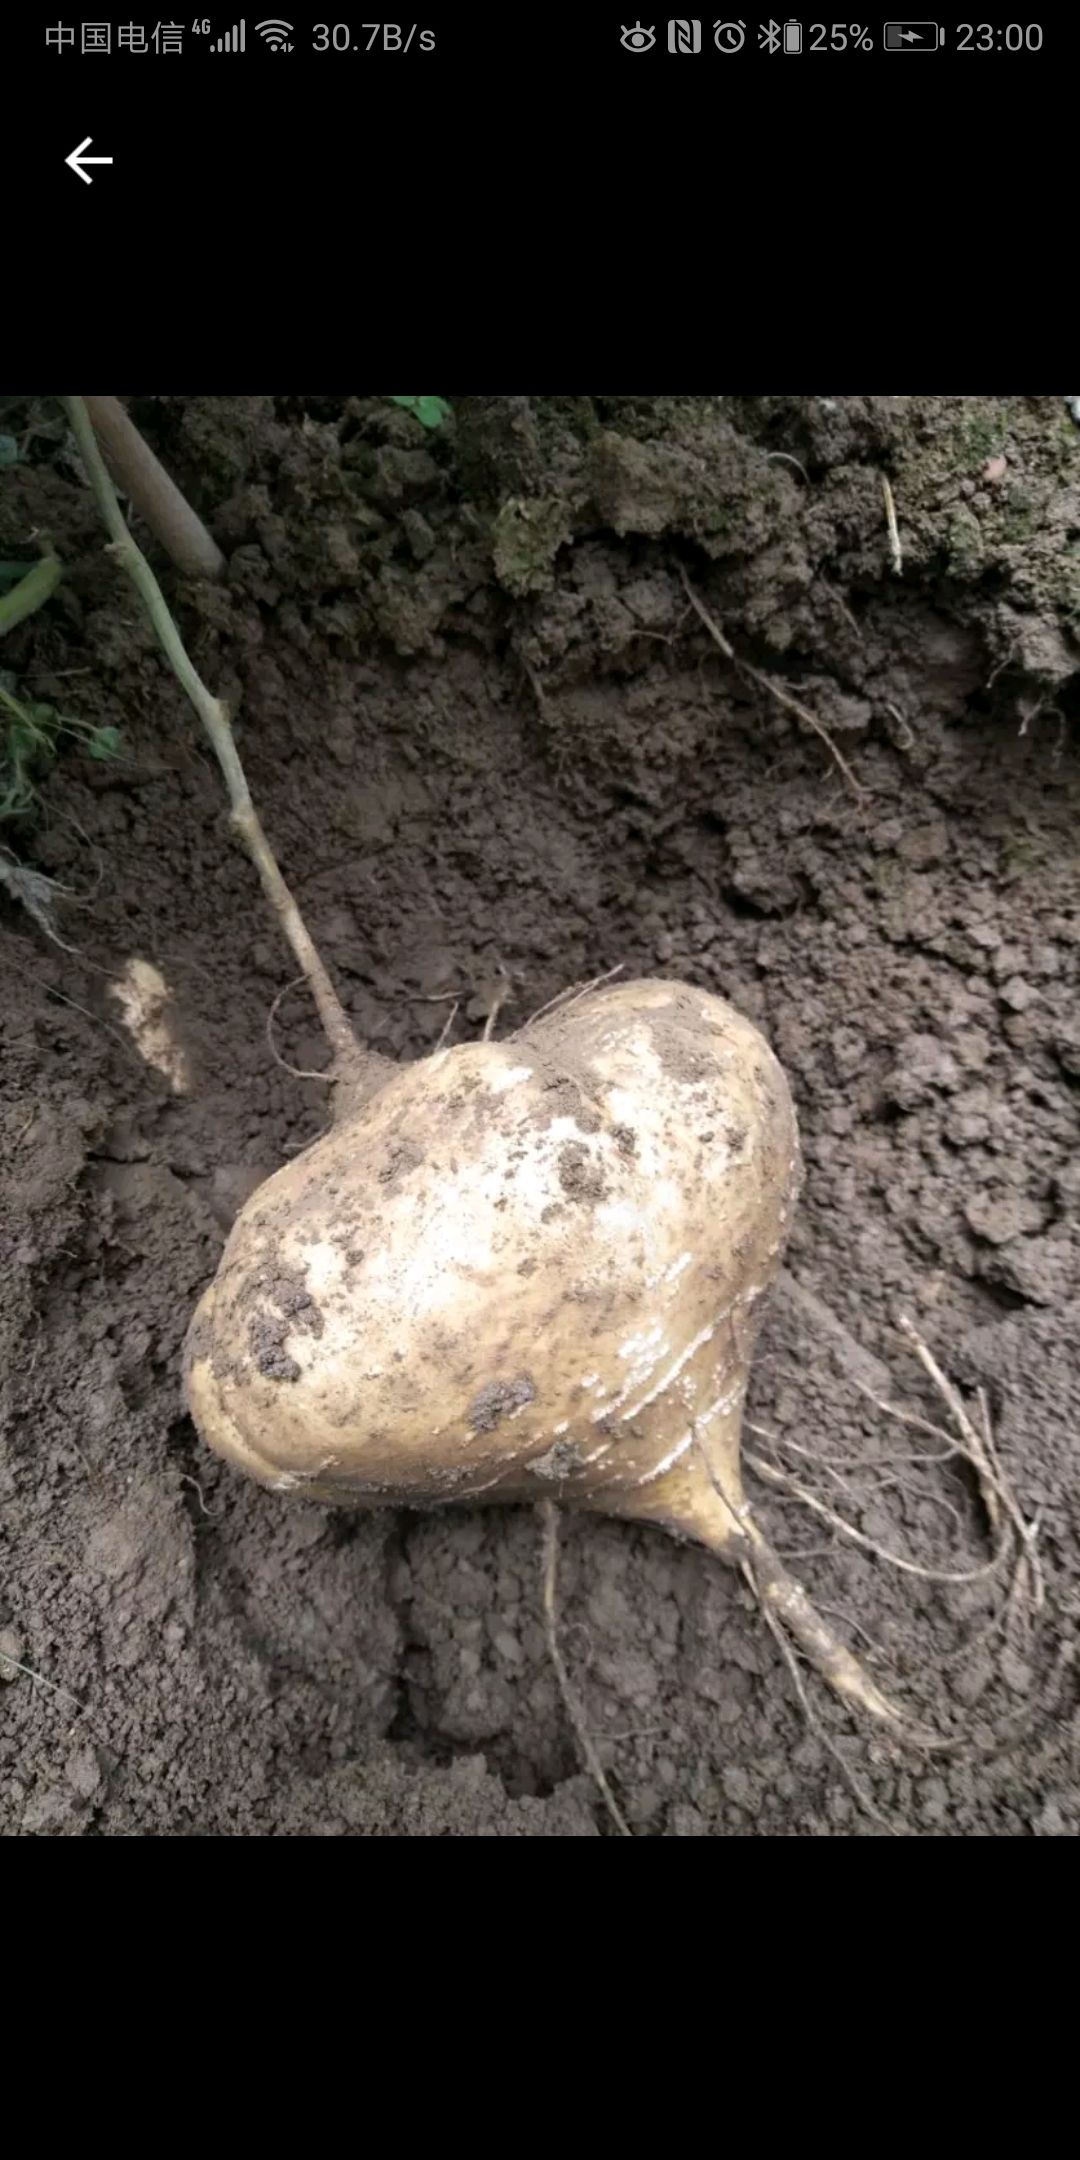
(256, 18), (294, 48)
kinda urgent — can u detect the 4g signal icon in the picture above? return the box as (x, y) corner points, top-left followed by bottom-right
(198, 16), (294, 50)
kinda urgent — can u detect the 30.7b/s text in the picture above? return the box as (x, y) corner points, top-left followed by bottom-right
(313, 24), (436, 50)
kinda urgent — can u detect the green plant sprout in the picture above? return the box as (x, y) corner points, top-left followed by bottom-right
(0, 679), (120, 822)
(0, 543), (119, 822)
(387, 396), (451, 431)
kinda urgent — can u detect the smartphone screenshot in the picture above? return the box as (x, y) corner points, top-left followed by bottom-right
(2, 17), (1076, 1842)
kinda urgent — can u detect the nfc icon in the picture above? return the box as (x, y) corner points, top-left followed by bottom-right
(668, 16), (702, 47)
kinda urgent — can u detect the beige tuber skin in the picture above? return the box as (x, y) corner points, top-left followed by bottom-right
(186, 979), (796, 1521)
(186, 978), (902, 1729)
(65, 390), (905, 1742)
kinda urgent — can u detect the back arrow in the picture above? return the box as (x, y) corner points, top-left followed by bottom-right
(66, 137), (114, 184)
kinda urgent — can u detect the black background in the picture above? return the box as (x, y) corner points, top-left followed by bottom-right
(14, 9), (1075, 378)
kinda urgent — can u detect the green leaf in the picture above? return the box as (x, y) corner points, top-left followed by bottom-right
(88, 725), (121, 760)
(387, 395), (451, 431)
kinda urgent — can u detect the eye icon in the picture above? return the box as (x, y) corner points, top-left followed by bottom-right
(620, 21), (657, 48)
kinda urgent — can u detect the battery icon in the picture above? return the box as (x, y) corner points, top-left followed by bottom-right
(783, 19), (802, 49)
(884, 22), (941, 47)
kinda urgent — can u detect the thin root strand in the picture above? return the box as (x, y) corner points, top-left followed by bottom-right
(679, 571), (866, 800)
(745, 1449), (1004, 1587)
(266, 976), (336, 1082)
(538, 1502), (632, 1838)
(687, 1429), (916, 1733)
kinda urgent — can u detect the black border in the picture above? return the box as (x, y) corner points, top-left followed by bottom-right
(16, 9), (1073, 377)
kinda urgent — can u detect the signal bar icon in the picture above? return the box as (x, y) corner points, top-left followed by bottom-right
(212, 19), (245, 49)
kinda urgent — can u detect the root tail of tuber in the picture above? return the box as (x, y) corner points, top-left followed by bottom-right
(655, 1432), (917, 1734)
(738, 1523), (907, 1729)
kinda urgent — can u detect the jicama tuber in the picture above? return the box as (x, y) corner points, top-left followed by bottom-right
(63, 390), (904, 1733)
(186, 978), (793, 1524)
(185, 978), (902, 1727)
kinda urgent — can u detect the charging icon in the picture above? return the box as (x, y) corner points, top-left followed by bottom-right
(884, 21), (940, 47)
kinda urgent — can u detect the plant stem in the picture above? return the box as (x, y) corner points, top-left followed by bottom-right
(0, 551), (62, 637)
(81, 396), (225, 581)
(61, 394), (363, 1078)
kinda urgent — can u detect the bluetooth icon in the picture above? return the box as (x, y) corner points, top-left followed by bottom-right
(759, 18), (781, 49)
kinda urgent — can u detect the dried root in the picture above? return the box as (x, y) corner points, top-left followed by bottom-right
(538, 1501), (632, 1838)
(680, 571), (867, 802)
(738, 1523), (910, 1730)
(743, 1312), (1045, 1725)
(683, 1432), (913, 1732)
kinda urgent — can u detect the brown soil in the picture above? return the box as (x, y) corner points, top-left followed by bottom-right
(1, 394), (1078, 1837)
